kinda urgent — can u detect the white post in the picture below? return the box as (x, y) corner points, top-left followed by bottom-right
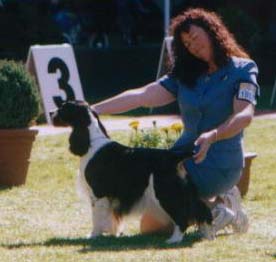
(164, 0), (170, 36)
(150, 0), (171, 114)
(270, 77), (276, 106)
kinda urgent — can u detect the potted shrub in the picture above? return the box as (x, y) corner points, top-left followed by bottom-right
(0, 60), (40, 186)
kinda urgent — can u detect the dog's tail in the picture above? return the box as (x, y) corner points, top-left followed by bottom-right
(169, 143), (195, 175)
(170, 141), (195, 161)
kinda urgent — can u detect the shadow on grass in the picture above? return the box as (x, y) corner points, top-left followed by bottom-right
(1, 232), (203, 252)
(0, 185), (14, 191)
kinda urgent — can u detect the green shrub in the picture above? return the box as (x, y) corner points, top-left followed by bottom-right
(0, 60), (40, 128)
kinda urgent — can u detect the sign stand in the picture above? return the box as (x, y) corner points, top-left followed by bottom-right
(156, 36), (173, 80)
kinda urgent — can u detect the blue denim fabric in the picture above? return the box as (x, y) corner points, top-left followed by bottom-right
(158, 57), (259, 197)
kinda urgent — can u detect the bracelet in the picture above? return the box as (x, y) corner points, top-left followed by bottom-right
(212, 129), (218, 143)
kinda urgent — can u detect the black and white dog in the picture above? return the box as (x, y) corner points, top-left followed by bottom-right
(51, 100), (212, 244)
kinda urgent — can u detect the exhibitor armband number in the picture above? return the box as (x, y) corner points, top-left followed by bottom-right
(236, 82), (257, 105)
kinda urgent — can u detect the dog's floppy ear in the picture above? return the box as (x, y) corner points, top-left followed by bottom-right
(69, 127), (90, 156)
(77, 108), (91, 127)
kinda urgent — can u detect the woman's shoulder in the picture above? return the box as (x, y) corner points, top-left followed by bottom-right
(229, 56), (257, 70)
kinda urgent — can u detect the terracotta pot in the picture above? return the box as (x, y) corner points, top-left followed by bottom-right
(0, 129), (38, 186)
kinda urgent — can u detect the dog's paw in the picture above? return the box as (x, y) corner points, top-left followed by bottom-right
(166, 235), (183, 244)
(199, 224), (216, 240)
(114, 222), (125, 237)
(166, 226), (183, 244)
(203, 231), (216, 241)
(115, 231), (124, 237)
(87, 232), (100, 239)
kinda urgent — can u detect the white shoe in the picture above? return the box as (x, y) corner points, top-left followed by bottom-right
(220, 186), (242, 213)
(232, 209), (249, 233)
(220, 186), (249, 233)
(199, 203), (235, 239)
(212, 203), (235, 232)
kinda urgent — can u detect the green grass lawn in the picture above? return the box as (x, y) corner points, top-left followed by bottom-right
(0, 119), (275, 262)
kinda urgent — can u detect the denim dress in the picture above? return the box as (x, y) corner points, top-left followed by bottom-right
(158, 57), (259, 198)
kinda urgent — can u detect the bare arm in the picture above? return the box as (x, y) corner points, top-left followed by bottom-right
(194, 98), (255, 163)
(92, 82), (176, 114)
(214, 99), (254, 140)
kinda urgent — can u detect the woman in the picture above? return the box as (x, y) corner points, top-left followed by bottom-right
(92, 8), (259, 237)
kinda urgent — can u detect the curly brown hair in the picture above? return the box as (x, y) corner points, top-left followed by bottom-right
(169, 8), (250, 87)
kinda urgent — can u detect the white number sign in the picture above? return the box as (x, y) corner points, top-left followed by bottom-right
(26, 44), (84, 124)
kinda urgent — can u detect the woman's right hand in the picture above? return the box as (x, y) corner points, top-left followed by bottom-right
(193, 129), (217, 163)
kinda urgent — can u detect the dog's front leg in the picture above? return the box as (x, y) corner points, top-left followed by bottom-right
(111, 211), (125, 237)
(88, 197), (113, 239)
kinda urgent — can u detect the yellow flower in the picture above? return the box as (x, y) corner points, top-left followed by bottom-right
(129, 120), (139, 130)
(161, 126), (170, 135)
(170, 122), (183, 133)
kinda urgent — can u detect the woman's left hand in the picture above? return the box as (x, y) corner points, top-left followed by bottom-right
(193, 129), (217, 164)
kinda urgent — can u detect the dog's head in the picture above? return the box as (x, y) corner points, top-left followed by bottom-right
(50, 100), (91, 128)
(50, 100), (108, 156)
